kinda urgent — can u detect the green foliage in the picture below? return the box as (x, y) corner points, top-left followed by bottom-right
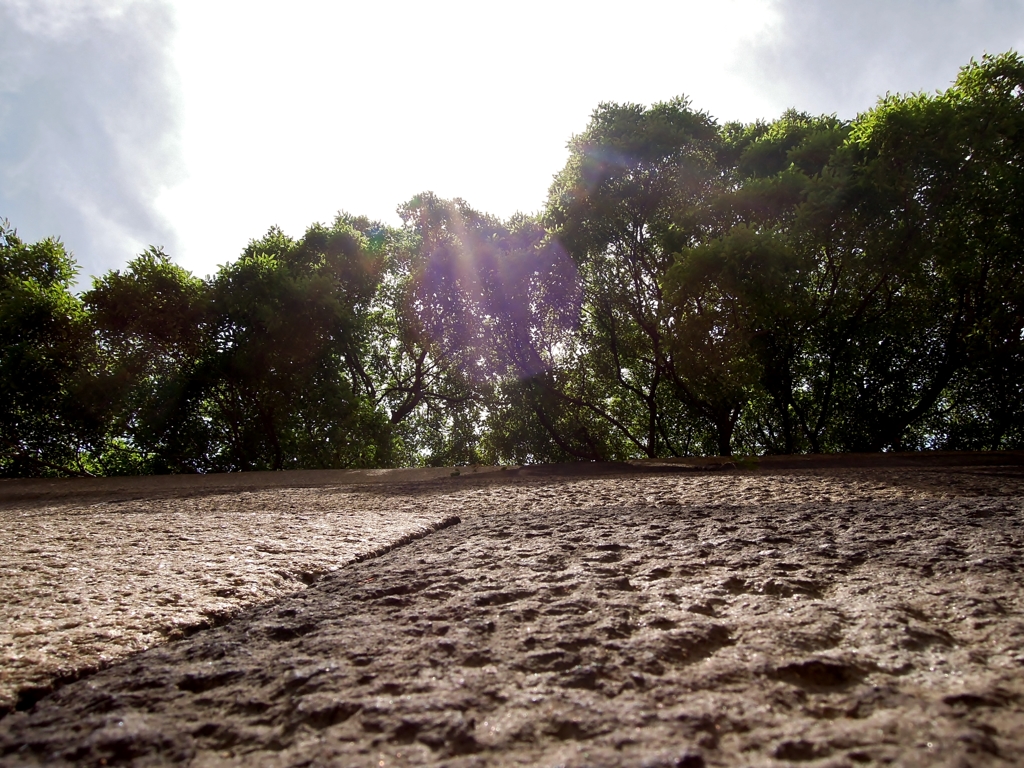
(85, 248), (210, 473)
(0, 221), (101, 476)
(546, 97), (737, 456)
(200, 221), (393, 470)
(826, 51), (1024, 450)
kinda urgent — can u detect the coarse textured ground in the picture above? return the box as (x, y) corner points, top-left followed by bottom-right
(0, 468), (482, 714)
(1, 455), (1023, 767)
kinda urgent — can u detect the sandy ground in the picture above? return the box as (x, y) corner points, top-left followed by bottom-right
(1, 457), (1023, 767)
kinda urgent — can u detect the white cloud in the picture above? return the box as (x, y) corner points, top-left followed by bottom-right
(0, 0), (183, 283)
(744, 0), (1024, 118)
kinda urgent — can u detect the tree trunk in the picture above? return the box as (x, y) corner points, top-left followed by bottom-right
(714, 412), (735, 457)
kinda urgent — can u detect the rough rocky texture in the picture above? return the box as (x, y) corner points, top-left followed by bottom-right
(1, 460), (1024, 767)
(0, 487), (461, 714)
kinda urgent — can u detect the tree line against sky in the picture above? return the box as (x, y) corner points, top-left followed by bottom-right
(2, 52), (1022, 476)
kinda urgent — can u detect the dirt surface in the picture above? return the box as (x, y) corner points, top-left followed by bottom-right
(2, 457), (1024, 767)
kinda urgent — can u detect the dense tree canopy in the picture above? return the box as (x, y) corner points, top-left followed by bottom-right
(3, 52), (1023, 476)
(0, 220), (100, 475)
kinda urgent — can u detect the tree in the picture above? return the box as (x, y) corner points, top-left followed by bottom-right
(665, 226), (793, 455)
(823, 52), (1024, 450)
(681, 111), (853, 455)
(0, 221), (100, 476)
(398, 193), (598, 463)
(359, 202), (484, 466)
(201, 220), (392, 470)
(85, 248), (210, 473)
(547, 97), (741, 455)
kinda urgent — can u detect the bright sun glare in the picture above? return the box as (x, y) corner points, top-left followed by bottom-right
(157, 0), (780, 277)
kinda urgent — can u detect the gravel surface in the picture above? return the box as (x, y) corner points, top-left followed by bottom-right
(1, 460), (1023, 767)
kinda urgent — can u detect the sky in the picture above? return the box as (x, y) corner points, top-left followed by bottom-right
(2, 0), (1024, 284)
